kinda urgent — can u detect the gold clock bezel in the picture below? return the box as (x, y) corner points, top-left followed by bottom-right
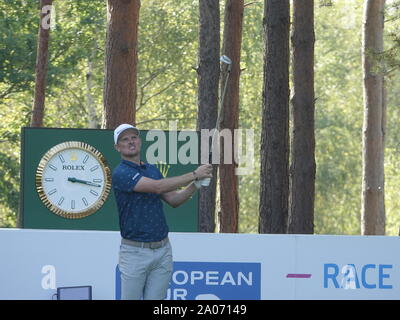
(35, 141), (112, 219)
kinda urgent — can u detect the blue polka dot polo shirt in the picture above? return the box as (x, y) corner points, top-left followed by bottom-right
(112, 159), (168, 242)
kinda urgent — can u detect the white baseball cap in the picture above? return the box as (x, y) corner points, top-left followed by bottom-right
(114, 124), (140, 144)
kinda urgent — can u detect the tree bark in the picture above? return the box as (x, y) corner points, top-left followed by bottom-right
(103, 0), (140, 129)
(259, 0), (290, 234)
(31, 0), (53, 127)
(197, 0), (220, 233)
(361, 0), (386, 235)
(288, 0), (315, 234)
(86, 52), (99, 128)
(218, 0), (244, 233)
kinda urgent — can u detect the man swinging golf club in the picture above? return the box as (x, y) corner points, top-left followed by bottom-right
(113, 54), (232, 300)
(112, 123), (212, 300)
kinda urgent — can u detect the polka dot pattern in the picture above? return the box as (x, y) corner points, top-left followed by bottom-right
(112, 160), (168, 242)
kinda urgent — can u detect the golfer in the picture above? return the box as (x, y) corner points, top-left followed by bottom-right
(112, 124), (212, 300)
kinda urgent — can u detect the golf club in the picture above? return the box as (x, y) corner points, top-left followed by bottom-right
(201, 55), (232, 187)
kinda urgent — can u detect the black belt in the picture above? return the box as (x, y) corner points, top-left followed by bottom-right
(121, 237), (169, 249)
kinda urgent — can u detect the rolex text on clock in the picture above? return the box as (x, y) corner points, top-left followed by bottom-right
(35, 141), (112, 219)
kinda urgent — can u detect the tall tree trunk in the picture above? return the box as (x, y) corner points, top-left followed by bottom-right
(103, 0), (140, 129)
(288, 0), (315, 234)
(218, 0), (244, 233)
(259, 0), (290, 234)
(197, 0), (220, 232)
(31, 0), (53, 127)
(86, 52), (99, 128)
(361, 0), (386, 235)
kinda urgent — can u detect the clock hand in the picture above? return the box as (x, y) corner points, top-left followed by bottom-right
(68, 177), (101, 187)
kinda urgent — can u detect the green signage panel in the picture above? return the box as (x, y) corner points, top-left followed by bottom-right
(19, 127), (199, 232)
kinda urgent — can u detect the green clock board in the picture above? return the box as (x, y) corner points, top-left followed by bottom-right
(19, 127), (199, 232)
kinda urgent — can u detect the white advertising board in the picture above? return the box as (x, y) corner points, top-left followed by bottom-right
(0, 228), (399, 300)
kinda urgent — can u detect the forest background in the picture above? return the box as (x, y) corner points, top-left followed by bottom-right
(1, 0), (400, 235)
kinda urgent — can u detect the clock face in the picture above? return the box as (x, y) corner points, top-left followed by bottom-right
(35, 141), (111, 219)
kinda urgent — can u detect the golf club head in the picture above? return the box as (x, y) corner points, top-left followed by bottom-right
(220, 55), (232, 65)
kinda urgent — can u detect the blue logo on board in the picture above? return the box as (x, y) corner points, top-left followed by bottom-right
(116, 261), (261, 300)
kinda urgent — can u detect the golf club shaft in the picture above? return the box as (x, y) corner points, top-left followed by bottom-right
(209, 62), (232, 164)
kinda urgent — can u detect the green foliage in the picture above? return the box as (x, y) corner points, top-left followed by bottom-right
(0, 150), (19, 226)
(237, 2), (263, 233)
(0, 0), (37, 98)
(43, 1), (106, 128)
(1, 0), (400, 235)
(382, 0), (400, 73)
(313, 0), (364, 234)
(0, 92), (30, 226)
(136, 0), (199, 129)
(384, 69), (400, 236)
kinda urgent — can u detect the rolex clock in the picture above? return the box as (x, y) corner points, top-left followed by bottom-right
(35, 141), (112, 219)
